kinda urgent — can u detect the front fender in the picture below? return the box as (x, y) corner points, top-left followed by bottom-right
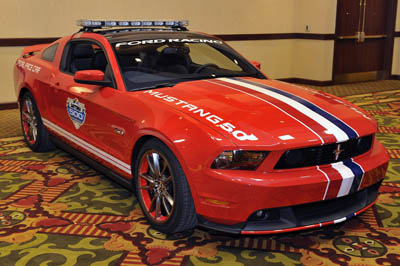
(132, 111), (237, 206)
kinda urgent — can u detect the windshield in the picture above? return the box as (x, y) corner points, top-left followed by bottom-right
(113, 38), (264, 91)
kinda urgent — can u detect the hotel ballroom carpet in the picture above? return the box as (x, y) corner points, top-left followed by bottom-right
(0, 80), (399, 265)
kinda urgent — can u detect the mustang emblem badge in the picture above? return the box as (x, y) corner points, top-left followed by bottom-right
(66, 98), (86, 129)
(333, 143), (344, 161)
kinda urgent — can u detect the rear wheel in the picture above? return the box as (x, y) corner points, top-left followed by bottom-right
(20, 92), (55, 152)
(134, 139), (197, 234)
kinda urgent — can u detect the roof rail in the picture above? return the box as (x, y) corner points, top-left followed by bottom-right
(76, 19), (189, 32)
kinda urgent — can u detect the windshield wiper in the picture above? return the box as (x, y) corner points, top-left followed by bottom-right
(133, 83), (176, 91)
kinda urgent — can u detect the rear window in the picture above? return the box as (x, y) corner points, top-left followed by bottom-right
(41, 43), (59, 62)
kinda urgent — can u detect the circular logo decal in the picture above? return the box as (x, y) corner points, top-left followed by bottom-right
(334, 236), (387, 258)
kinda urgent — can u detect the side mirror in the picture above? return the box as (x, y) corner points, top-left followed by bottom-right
(250, 60), (261, 70)
(74, 70), (113, 87)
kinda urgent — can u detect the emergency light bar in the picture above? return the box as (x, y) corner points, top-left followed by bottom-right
(76, 19), (189, 28)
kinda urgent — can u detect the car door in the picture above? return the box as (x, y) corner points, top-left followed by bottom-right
(47, 40), (133, 178)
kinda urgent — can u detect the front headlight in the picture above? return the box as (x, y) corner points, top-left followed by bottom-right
(211, 150), (268, 170)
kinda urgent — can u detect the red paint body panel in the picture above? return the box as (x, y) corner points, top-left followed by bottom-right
(13, 29), (390, 234)
(22, 43), (50, 56)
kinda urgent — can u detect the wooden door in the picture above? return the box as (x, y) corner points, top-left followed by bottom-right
(333, 0), (394, 83)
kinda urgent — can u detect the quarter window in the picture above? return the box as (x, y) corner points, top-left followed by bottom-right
(41, 43), (59, 62)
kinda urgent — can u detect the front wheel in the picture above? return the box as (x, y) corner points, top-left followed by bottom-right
(20, 92), (55, 152)
(134, 139), (197, 234)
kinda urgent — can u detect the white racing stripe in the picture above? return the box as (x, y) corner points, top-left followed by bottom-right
(42, 118), (131, 174)
(331, 161), (354, 197)
(219, 78), (350, 142)
(206, 79), (325, 144)
(317, 166), (330, 200)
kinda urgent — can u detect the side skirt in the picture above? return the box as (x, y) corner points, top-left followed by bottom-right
(50, 135), (134, 192)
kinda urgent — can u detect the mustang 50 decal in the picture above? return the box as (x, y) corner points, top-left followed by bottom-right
(144, 90), (258, 141)
(116, 39), (223, 48)
(66, 98), (86, 129)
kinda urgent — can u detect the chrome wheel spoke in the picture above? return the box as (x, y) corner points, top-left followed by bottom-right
(162, 175), (172, 185)
(154, 195), (161, 219)
(148, 191), (159, 212)
(150, 153), (161, 177)
(146, 154), (155, 175)
(160, 162), (168, 176)
(162, 190), (174, 207)
(140, 173), (155, 184)
(140, 184), (153, 190)
(32, 126), (38, 141)
(162, 196), (170, 216)
(22, 111), (32, 121)
(26, 99), (34, 115)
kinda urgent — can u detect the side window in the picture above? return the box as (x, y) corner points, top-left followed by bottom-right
(62, 41), (108, 74)
(41, 43), (59, 62)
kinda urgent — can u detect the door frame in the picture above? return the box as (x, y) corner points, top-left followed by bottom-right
(332, 0), (398, 83)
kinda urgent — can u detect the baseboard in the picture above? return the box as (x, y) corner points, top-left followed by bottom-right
(278, 78), (334, 86)
(0, 102), (18, 110)
(391, 75), (400, 80)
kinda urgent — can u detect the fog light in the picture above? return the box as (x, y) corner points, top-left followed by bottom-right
(248, 209), (280, 221)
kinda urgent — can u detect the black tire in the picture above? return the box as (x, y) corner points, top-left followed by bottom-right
(134, 138), (197, 234)
(20, 92), (55, 152)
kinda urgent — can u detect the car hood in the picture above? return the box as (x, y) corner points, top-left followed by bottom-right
(139, 77), (377, 149)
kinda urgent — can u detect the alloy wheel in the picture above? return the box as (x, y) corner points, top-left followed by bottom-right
(138, 150), (175, 223)
(21, 98), (38, 145)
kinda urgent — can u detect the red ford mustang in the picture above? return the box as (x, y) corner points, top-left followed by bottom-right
(14, 20), (389, 234)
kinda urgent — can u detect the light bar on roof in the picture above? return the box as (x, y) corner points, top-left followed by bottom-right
(76, 19), (189, 28)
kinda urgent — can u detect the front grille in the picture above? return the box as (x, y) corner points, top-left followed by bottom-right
(275, 135), (373, 169)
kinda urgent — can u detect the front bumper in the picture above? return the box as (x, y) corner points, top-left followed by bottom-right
(192, 138), (389, 233)
(198, 180), (381, 234)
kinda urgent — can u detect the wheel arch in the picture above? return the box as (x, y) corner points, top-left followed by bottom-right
(18, 87), (32, 104)
(130, 134), (156, 173)
(129, 132), (199, 200)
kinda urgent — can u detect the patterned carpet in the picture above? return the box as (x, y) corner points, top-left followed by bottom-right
(307, 79), (400, 97)
(0, 82), (399, 265)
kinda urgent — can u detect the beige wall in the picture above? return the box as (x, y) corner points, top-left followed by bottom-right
(294, 0), (337, 33)
(0, 0), (296, 37)
(0, 0), (337, 103)
(292, 40), (335, 81)
(229, 40), (294, 78)
(0, 47), (22, 103)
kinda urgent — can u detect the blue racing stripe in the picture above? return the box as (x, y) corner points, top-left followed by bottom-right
(234, 78), (359, 140)
(343, 159), (364, 194)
